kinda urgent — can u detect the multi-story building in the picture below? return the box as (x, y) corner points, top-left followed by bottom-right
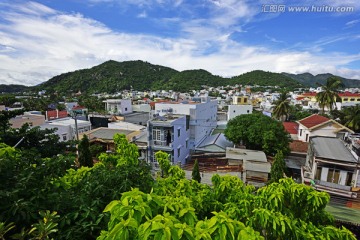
(10, 112), (45, 128)
(302, 136), (360, 198)
(147, 114), (190, 165)
(154, 97), (218, 149)
(103, 99), (133, 115)
(227, 96), (253, 120)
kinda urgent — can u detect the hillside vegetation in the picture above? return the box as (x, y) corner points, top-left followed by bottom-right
(5, 60), (359, 94)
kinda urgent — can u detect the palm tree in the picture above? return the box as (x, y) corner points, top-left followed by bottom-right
(272, 91), (291, 121)
(316, 77), (344, 113)
(342, 105), (360, 132)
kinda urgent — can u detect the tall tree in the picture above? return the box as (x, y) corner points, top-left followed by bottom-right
(192, 159), (201, 183)
(78, 135), (93, 167)
(270, 150), (286, 183)
(272, 91), (291, 121)
(316, 77), (344, 113)
(224, 113), (291, 156)
(342, 105), (360, 132)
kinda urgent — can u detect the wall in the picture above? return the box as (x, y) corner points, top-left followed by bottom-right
(227, 105), (253, 120)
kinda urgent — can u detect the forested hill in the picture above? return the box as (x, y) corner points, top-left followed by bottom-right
(31, 60), (303, 93)
(3, 60), (360, 94)
(283, 72), (360, 88)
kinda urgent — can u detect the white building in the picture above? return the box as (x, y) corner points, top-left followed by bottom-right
(296, 114), (353, 142)
(40, 117), (91, 142)
(154, 97), (218, 149)
(103, 99), (133, 115)
(147, 114), (190, 165)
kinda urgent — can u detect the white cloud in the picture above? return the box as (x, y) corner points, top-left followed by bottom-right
(0, 2), (359, 86)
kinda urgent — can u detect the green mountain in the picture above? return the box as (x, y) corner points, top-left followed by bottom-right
(230, 70), (303, 89)
(3, 61), (360, 94)
(0, 84), (30, 93)
(32, 61), (303, 93)
(283, 72), (360, 88)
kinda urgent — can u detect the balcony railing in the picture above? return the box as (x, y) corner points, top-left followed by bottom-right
(314, 180), (352, 191)
(153, 140), (172, 147)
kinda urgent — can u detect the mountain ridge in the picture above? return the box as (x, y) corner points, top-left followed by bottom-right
(1, 60), (359, 93)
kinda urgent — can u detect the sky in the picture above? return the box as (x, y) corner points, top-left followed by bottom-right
(0, 0), (360, 86)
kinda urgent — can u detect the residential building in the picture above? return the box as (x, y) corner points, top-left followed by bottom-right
(147, 114), (190, 165)
(302, 136), (360, 198)
(226, 147), (271, 187)
(296, 114), (353, 142)
(227, 96), (253, 120)
(154, 97), (218, 149)
(103, 99), (133, 115)
(40, 117), (91, 142)
(10, 113), (45, 128)
(338, 92), (360, 104)
(45, 110), (68, 120)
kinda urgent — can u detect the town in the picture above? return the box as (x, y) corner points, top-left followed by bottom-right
(1, 77), (360, 239)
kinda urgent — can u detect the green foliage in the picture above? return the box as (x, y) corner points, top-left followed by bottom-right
(89, 144), (106, 158)
(270, 151), (285, 183)
(342, 105), (360, 132)
(28, 211), (59, 240)
(78, 135), (93, 167)
(99, 176), (355, 240)
(156, 151), (172, 177)
(191, 160), (201, 183)
(272, 91), (291, 121)
(0, 222), (15, 240)
(224, 113), (291, 156)
(316, 76), (344, 113)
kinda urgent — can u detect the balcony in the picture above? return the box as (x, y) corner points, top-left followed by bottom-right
(314, 180), (357, 198)
(152, 140), (173, 150)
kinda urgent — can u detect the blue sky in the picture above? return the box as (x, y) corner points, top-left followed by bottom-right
(0, 0), (359, 86)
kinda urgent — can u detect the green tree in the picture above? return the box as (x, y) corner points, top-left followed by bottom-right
(224, 113), (291, 156)
(192, 160), (201, 183)
(342, 105), (360, 132)
(270, 150), (286, 183)
(316, 77), (344, 113)
(78, 135), (93, 167)
(272, 91), (291, 121)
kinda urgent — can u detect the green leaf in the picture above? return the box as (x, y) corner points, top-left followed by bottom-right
(103, 200), (120, 213)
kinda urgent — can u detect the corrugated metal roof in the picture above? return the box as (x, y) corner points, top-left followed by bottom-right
(311, 137), (357, 163)
(197, 133), (233, 151)
(88, 128), (133, 140)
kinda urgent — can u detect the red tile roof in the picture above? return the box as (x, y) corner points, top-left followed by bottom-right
(338, 92), (360, 97)
(298, 114), (329, 129)
(302, 92), (317, 97)
(283, 122), (299, 134)
(289, 140), (308, 153)
(72, 105), (86, 110)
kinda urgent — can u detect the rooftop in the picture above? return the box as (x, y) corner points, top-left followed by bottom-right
(283, 122), (298, 135)
(298, 114), (330, 129)
(311, 137), (358, 163)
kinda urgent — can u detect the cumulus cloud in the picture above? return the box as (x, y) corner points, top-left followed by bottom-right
(0, 1), (359, 86)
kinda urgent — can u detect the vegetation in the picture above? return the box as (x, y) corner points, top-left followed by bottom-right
(270, 150), (286, 183)
(78, 135), (93, 167)
(98, 173), (355, 239)
(284, 72), (360, 88)
(316, 77), (344, 113)
(272, 91), (291, 121)
(224, 113), (291, 156)
(342, 105), (360, 132)
(192, 159), (201, 183)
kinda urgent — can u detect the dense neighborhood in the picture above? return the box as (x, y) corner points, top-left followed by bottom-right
(1, 76), (360, 239)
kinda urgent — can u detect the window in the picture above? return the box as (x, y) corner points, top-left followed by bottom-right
(244, 98), (247, 103)
(350, 98), (355, 102)
(327, 169), (340, 183)
(357, 99), (360, 101)
(62, 135), (67, 141)
(247, 110), (250, 113)
(343, 98), (348, 101)
(153, 129), (161, 141)
(186, 140), (188, 148)
(305, 134), (309, 142)
(178, 148), (180, 157)
(125, 107), (128, 111)
(315, 167), (322, 180)
(299, 129), (302, 136)
(178, 129), (180, 137)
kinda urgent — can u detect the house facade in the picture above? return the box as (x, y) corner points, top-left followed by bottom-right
(103, 99), (133, 115)
(296, 114), (353, 142)
(302, 136), (360, 198)
(154, 97), (218, 149)
(147, 114), (190, 165)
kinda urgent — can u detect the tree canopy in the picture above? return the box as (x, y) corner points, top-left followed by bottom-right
(316, 77), (344, 113)
(224, 113), (291, 156)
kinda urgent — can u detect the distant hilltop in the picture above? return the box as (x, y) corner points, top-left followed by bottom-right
(1, 60), (359, 94)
